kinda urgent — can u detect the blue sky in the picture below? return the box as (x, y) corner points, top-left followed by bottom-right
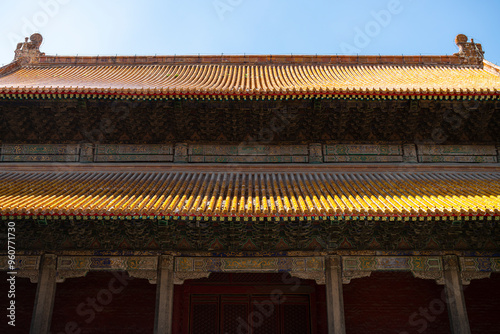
(1, 0), (499, 66)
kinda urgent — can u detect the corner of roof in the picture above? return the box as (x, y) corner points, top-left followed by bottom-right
(483, 59), (500, 76)
(0, 33), (46, 78)
(0, 59), (22, 78)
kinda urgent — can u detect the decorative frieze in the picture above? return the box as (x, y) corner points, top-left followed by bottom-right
(419, 156), (497, 163)
(1, 144), (80, 162)
(324, 144), (402, 156)
(188, 144), (309, 163)
(342, 256), (443, 271)
(95, 144), (173, 155)
(0, 141), (499, 164)
(95, 154), (174, 162)
(1, 144), (80, 155)
(460, 257), (500, 272)
(0, 255), (40, 270)
(0, 143), (176, 163)
(324, 155), (404, 163)
(323, 144), (404, 163)
(189, 155), (308, 163)
(176, 256), (324, 272)
(189, 144), (238, 156)
(417, 145), (498, 163)
(1, 254), (497, 288)
(95, 144), (174, 162)
(0, 255), (41, 283)
(175, 256), (326, 284)
(418, 145), (497, 156)
(460, 257), (500, 285)
(342, 256), (444, 284)
(189, 144), (308, 156)
(57, 256), (158, 271)
(53, 256), (159, 283)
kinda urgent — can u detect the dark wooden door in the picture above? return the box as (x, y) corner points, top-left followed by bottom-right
(221, 295), (250, 334)
(189, 294), (310, 334)
(190, 295), (220, 333)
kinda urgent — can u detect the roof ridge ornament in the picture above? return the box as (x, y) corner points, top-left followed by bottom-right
(454, 34), (484, 66)
(14, 33), (44, 65)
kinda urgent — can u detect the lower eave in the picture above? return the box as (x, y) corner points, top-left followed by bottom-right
(2, 214), (500, 221)
(1, 166), (499, 219)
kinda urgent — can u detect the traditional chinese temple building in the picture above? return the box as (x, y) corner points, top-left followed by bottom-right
(0, 34), (499, 334)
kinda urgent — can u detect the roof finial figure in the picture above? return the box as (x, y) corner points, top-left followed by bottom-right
(454, 34), (484, 65)
(14, 33), (44, 64)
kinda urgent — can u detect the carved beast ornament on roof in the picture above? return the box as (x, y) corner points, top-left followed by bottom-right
(454, 34), (485, 65)
(14, 33), (45, 64)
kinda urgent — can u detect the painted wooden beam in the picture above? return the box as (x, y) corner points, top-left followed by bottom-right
(30, 254), (57, 334)
(443, 255), (471, 334)
(326, 255), (346, 334)
(154, 255), (175, 334)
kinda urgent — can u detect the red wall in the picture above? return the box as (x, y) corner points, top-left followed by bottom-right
(315, 284), (328, 334)
(50, 271), (156, 334)
(464, 273), (500, 334)
(343, 272), (451, 334)
(5, 270), (498, 333)
(0, 272), (36, 334)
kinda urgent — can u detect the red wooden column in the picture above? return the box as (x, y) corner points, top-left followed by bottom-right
(154, 255), (175, 334)
(325, 255), (346, 334)
(30, 254), (57, 334)
(443, 255), (471, 334)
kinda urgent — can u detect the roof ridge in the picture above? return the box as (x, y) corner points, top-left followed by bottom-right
(23, 59), (481, 69)
(2, 34), (488, 70)
(35, 54), (472, 67)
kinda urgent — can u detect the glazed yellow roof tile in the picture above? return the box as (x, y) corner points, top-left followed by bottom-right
(0, 171), (499, 217)
(0, 62), (500, 98)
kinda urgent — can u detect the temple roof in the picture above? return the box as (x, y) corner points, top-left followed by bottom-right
(1, 170), (499, 218)
(1, 34), (499, 100)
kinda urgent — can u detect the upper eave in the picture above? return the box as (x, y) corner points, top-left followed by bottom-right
(2, 34), (499, 101)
